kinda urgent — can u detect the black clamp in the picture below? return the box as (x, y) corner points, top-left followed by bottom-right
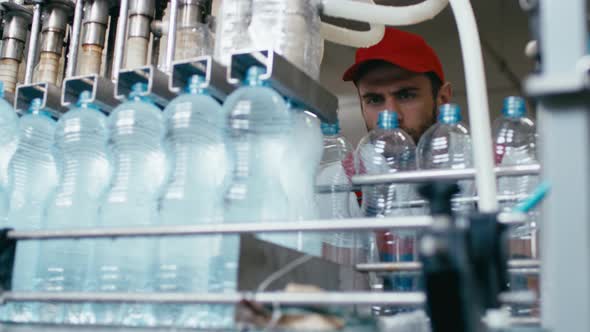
(0, 228), (16, 295)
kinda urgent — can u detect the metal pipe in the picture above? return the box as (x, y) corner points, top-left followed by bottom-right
(0, 11), (30, 92)
(24, 4), (42, 84)
(6, 212), (525, 241)
(0, 291), (426, 306)
(111, 0), (129, 80)
(352, 164), (541, 186)
(164, 0), (178, 72)
(78, 0), (110, 76)
(7, 216), (435, 240)
(355, 260), (540, 273)
(124, 0), (155, 69)
(66, 0), (84, 78)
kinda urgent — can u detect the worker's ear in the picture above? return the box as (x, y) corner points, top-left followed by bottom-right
(436, 82), (453, 106)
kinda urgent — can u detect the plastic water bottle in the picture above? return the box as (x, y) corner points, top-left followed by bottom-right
(92, 83), (167, 326)
(34, 91), (111, 324)
(276, 104), (323, 255)
(156, 76), (227, 328)
(222, 66), (293, 326)
(356, 111), (419, 314)
(0, 81), (18, 225)
(356, 110), (417, 217)
(417, 104), (474, 213)
(493, 96), (539, 306)
(5, 98), (58, 323)
(316, 121), (366, 266)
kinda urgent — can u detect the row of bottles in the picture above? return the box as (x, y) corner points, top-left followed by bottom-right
(353, 98), (538, 315)
(0, 66), (326, 328)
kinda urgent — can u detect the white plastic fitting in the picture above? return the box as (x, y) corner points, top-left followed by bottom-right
(321, 0), (449, 26)
(319, 0), (385, 48)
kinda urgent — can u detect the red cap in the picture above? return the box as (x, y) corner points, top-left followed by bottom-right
(342, 27), (445, 83)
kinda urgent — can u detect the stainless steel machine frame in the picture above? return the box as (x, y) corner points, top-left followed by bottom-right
(525, 0), (590, 331)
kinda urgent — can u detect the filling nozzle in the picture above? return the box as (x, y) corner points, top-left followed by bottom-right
(34, 1), (73, 86)
(0, 9), (31, 93)
(78, 0), (110, 76)
(124, 0), (156, 69)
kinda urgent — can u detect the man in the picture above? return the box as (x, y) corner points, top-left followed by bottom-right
(342, 27), (452, 144)
(340, 28), (453, 298)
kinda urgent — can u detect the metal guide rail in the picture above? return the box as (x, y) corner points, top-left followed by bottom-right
(4, 213), (526, 241)
(352, 164), (541, 186)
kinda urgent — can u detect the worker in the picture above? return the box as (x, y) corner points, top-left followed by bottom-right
(340, 28), (453, 299)
(342, 27), (452, 144)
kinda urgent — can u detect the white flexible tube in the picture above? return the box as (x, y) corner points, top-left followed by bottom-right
(321, 0), (498, 211)
(448, 0), (497, 212)
(321, 0), (449, 26)
(320, 21), (385, 48)
(320, 0), (385, 48)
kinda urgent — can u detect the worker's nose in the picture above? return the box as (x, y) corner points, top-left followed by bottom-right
(384, 97), (403, 123)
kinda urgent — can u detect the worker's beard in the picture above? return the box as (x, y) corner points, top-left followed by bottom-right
(402, 107), (437, 144)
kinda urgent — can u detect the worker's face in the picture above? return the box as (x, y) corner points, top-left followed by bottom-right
(356, 65), (450, 143)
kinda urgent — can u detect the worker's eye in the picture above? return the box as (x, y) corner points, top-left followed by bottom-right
(364, 95), (384, 105)
(395, 90), (417, 101)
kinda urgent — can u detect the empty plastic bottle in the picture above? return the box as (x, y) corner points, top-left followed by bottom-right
(0, 81), (18, 225)
(92, 83), (167, 327)
(493, 96), (539, 306)
(35, 91), (111, 324)
(356, 110), (417, 218)
(417, 104), (474, 213)
(156, 76), (227, 328)
(316, 121), (366, 266)
(276, 104), (323, 255)
(356, 111), (419, 312)
(221, 66), (293, 326)
(5, 98), (58, 323)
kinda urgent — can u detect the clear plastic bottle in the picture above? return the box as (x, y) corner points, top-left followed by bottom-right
(5, 98), (58, 323)
(356, 110), (417, 218)
(493, 96), (539, 309)
(316, 121), (366, 266)
(356, 110), (419, 313)
(156, 76), (227, 329)
(222, 66), (293, 326)
(35, 91), (111, 324)
(417, 103), (474, 214)
(92, 83), (167, 327)
(0, 81), (19, 226)
(275, 104), (323, 255)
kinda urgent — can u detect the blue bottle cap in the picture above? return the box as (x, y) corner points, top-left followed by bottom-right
(129, 82), (148, 98)
(244, 66), (266, 86)
(377, 110), (399, 130)
(186, 75), (206, 94)
(29, 98), (42, 112)
(438, 103), (462, 124)
(502, 96), (526, 118)
(0, 81), (4, 99)
(321, 121), (340, 135)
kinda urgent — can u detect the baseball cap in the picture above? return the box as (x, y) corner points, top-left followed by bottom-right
(342, 27), (445, 83)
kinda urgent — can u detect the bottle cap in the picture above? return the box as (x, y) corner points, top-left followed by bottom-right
(438, 103), (462, 124)
(377, 110), (399, 130)
(244, 66), (266, 86)
(321, 121), (340, 135)
(502, 96), (526, 118)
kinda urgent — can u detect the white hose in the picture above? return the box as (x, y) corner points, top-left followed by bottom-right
(319, 0), (385, 48)
(448, 0), (497, 212)
(321, 0), (449, 26)
(0, 59), (20, 93)
(321, 0), (498, 211)
(320, 21), (385, 48)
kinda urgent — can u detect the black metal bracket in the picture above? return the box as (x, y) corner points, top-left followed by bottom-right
(0, 229), (16, 294)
